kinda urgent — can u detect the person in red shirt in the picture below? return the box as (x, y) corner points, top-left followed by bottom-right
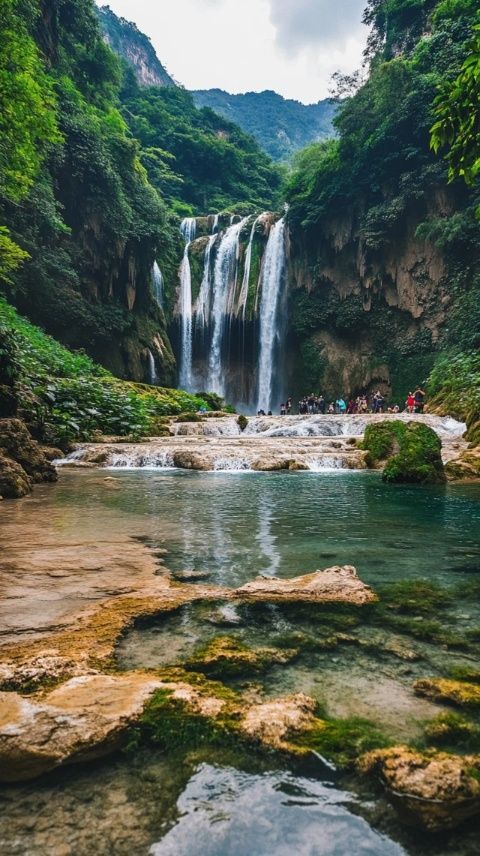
(406, 392), (415, 413)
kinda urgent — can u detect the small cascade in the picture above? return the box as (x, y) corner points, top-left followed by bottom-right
(207, 217), (249, 396)
(147, 350), (158, 385)
(256, 217), (287, 413)
(107, 450), (174, 469)
(306, 457), (348, 471)
(152, 262), (164, 308)
(212, 214), (219, 234)
(237, 216), (260, 319)
(179, 218), (196, 390)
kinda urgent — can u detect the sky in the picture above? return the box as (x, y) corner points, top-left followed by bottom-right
(96, 0), (368, 104)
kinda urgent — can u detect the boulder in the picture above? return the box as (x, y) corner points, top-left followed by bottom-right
(359, 747), (480, 831)
(234, 565), (376, 606)
(172, 450), (212, 470)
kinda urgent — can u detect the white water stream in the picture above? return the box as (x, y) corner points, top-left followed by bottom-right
(256, 217), (287, 413)
(178, 218), (196, 391)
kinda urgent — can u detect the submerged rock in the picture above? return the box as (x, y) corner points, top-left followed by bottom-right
(184, 636), (296, 678)
(234, 565), (376, 606)
(359, 746), (480, 831)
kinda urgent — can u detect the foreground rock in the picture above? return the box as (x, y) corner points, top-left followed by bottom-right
(359, 747), (480, 831)
(234, 565), (377, 606)
(0, 673), (165, 782)
(0, 418), (57, 498)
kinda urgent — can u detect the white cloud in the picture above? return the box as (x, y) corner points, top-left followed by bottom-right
(95, 0), (368, 102)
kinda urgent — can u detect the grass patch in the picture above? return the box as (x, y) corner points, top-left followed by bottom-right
(299, 715), (391, 769)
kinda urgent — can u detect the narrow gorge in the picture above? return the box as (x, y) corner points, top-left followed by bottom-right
(0, 0), (479, 854)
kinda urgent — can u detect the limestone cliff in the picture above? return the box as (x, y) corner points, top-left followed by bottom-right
(286, 186), (469, 403)
(98, 6), (175, 88)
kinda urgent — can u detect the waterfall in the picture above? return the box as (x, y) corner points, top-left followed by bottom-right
(147, 349), (158, 385)
(207, 217), (249, 395)
(256, 217), (287, 413)
(152, 262), (163, 308)
(237, 215), (259, 319)
(179, 217), (196, 390)
(195, 234), (216, 328)
(212, 214), (219, 234)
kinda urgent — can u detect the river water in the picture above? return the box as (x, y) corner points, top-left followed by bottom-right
(1, 469), (479, 855)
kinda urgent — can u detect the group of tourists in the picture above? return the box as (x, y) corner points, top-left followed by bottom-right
(258, 387), (427, 417)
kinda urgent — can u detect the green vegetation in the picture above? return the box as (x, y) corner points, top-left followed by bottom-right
(191, 88), (336, 162)
(120, 79), (282, 215)
(361, 420), (446, 483)
(0, 0), (281, 385)
(431, 22), (480, 185)
(284, 0), (480, 407)
(300, 714), (391, 769)
(0, 297), (208, 444)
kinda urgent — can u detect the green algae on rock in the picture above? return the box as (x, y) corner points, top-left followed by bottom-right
(361, 420), (446, 484)
(184, 636), (297, 679)
(414, 678), (480, 710)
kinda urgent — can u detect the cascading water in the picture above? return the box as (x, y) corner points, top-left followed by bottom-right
(237, 216), (260, 320)
(152, 262), (163, 308)
(256, 217), (287, 413)
(207, 217), (249, 395)
(179, 218), (196, 390)
(147, 350), (158, 385)
(195, 234), (217, 328)
(212, 214), (219, 234)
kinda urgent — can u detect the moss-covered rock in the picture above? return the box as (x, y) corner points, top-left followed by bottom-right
(0, 452), (32, 498)
(361, 420), (446, 484)
(414, 678), (480, 710)
(184, 636), (296, 679)
(423, 713), (480, 753)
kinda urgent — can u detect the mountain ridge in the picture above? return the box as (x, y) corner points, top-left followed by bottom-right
(191, 88), (337, 161)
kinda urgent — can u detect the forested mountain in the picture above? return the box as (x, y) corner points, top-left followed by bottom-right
(0, 0), (281, 385)
(98, 4), (175, 87)
(284, 0), (480, 420)
(191, 89), (337, 161)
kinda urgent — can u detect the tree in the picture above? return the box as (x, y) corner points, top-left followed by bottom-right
(431, 23), (480, 184)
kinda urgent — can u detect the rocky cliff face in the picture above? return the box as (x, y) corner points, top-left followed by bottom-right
(286, 188), (463, 403)
(98, 6), (175, 87)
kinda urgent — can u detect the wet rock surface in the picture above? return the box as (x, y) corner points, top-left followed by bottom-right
(360, 747), (480, 831)
(234, 565), (377, 605)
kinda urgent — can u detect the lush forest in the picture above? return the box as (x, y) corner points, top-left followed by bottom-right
(284, 0), (480, 424)
(191, 88), (337, 162)
(0, 0), (281, 388)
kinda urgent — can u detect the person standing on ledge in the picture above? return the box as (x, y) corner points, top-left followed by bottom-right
(413, 388), (426, 413)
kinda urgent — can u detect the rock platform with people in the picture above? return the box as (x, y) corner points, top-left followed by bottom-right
(263, 387), (427, 418)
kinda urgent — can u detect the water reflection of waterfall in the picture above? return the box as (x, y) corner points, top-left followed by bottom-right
(256, 494), (281, 577)
(179, 218), (196, 391)
(174, 211), (288, 412)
